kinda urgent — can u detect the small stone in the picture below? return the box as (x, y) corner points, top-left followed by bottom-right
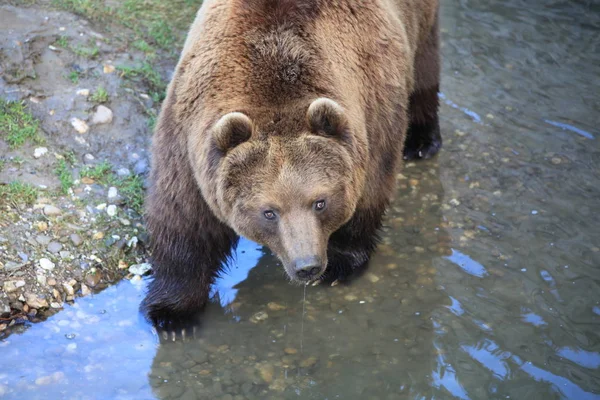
(63, 283), (75, 296)
(39, 258), (55, 271)
(107, 187), (118, 199)
(43, 205), (62, 216)
(25, 293), (49, 309)
(3, 280), (25, 293)
(300, 356), (318, 368)
(250, 311), (269, 323)
(103, 64), (115, 74)
(34, 147), (48, 158)
(84, 153), (95, 161)
(117, 167), (131, 176)
(258, 363), (274, 383)
(92, 232), (104, 240)
(267, 302), (286, 311)
(96, 203), (107, 210)
(92, 105), (113, 125)
(365, 273), (380, 283)
(284, 347), (298, 355)
(449, 198), (461, 207)
(129, 263), (152, 276)
(47, 278), (57, 286)
(47, 242), (63, 254)
(59, 251), (72, 259)
(344, 294), (358, 301)
(531, 210), (538, 215)
(36, 235), (52, 245)
(51, 302), (62, 309)
(70, 234), (83, 246)
(71, 117), (89, 134)
(36, 221), (49, 231)
(81, 177), (95, 184)
(76, 89), (90, 96)
(106, 204), (117, 217)
(133, 159), (149, 175)
(551, 157), (562, 165)
(455, 129), (466, 137)
(37, 275), (47, 285)
(120, 218), (131, 226)
(81, 284), (91, 296)
(486, 113), (495, 119)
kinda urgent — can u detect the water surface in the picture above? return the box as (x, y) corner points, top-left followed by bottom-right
(1, 0), (599, 399)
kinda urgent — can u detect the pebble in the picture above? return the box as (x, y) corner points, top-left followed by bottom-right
(63, 283), (75, 296)
(129, 263), (152, 276)
(267, 302), (286, 311)
(70, 233), (83, 246)
(106, 204), (117, 217)
(118, 260), (128, 270)
(257, 363), (274, 383)
(43, 205), (62, 216)
(36, 221), (48, 231)
(76, 89), (90, 96)
(284, 348), (298, 355)
(103, 64), (115, 74)
(34, 147), (48, 158)
(250, 311), (269, 323)
(3, 280), (26, 293)
(93, 232), (104, 240)
(531, 210), (538, 215)
(47, 242), (63, 254)
(25, 293), (49, 309)
(81, 284), (91, 296)
(551, 157), (562, 165)
(107, 186), (118, 199)
(117, 167), (131, 176)
(39, 258), (56, 271)
(51, 302), (62, 309)
(344, 294), (358, 301)
(449, 198), (461, 207)
(92, 105), (113, 125)
(84, 153), (95, 162)
(365, 273), (380, 283)
(71, 117), (89, 134)
(300, 356), (318, 368)
(36, 235), (52, 245)
(133, 159), (149, 175)
(37, 274), (47, 285)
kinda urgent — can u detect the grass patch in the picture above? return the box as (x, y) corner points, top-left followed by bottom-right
(55, 159), (74, 194)
(117, 175), (145, 214)
(81, 160), (112, 180)
(132, 39), (154, 54)
(72, 43), (100, 59)
(0, 159), (5, 173)
(90, 86), (109, 103)
(117, 62), (166, 101)
(56, 35), (69, 48)
(52, 0), (202, 51)
(67, 70), (81, 84)
(0, 99), (43, 148)
(0, 181), (39, 206)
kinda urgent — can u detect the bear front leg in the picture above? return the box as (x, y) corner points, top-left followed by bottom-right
(141, 91), (238, 329)
(323, 205), (386, 283)
(403, 14), (442, 160)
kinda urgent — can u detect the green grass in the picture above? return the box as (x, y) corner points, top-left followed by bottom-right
(117, 62), (166, 101)
(52, 0), (202, 51)
(55, 159), (74, 194)
(132, 39), (154, 54)
(80, 160), (145, 213)
(72, 43), (100, 58)
(0, 159), (5, 173)
(0, 99), (43, 148)
(90, 86), (109, 103)
(56, 35), (69, 48)
(67, 70), (81, 84)
(0, 181), (39, 206)
(81, 160), (112, 180)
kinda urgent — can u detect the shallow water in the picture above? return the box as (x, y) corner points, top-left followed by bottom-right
(1, 0), (600, 399)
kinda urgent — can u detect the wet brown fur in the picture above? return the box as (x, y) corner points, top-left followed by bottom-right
(143, 0), (441, 326)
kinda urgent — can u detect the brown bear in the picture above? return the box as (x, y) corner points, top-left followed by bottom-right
(142, 0), (441, 326)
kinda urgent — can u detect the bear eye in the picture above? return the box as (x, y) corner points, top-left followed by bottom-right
(264, 210), (276, 220)
(314, 200), (327, 211)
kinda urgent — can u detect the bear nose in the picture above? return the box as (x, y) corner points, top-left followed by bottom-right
(294, 256), (322, 280)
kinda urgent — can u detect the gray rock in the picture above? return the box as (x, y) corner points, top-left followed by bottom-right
(92, 105), (113, 124)
(3, 280), (25, 293)
(4, 261), (25, 272)
(129, 263), (152, 276)
(107, 186), (118, 199)
(188, 349), (208, 364)
(39, 258), (55, 271)
(70, 234), (83, 247)
(133, 159), (149, 175)
(36, 235), (52, 246)
(43, 205), (62, 216)
(0, 298), (11, 316)
(47, 242), (63, 254)
(117, 167), (131, 177)
(25, 293), (49, 309)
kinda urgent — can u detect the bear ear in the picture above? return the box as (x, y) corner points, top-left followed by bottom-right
(307, 98), (348, 138)
(212, 112), (254, 153)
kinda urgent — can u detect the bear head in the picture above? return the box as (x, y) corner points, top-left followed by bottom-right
(191, 98), (366, 283)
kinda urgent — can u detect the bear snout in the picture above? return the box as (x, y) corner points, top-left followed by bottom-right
(291, 255), (324, 281)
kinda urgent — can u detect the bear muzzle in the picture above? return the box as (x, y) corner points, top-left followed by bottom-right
(292, 255), (325, 281)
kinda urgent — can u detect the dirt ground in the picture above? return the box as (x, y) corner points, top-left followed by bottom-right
(0, 0), (202, 333)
